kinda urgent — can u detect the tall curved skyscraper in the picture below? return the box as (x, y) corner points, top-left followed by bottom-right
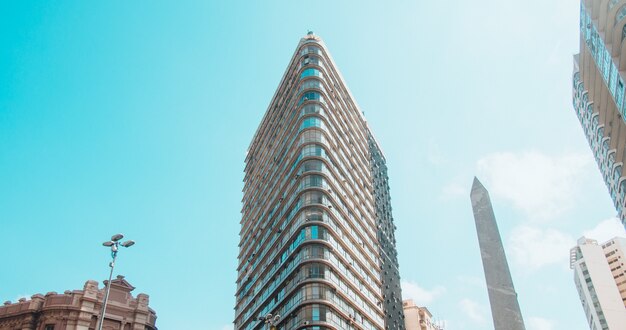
(234, 33), (405, 330)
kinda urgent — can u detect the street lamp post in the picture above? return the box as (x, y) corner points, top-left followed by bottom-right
(97, 234), (135, 330)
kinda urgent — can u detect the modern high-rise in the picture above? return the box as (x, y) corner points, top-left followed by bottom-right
(572, 0), (626, 226)
(570, 236), (626, 329)
(234, 32), (405, 330)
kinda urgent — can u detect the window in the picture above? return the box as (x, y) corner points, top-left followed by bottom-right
(299, 79), (321, 92)
(300, 117), (322, 130)
(302, 191), (324, 205)
(302, 104), (322, 115)
(301, 68), (321, 79)
(307, 264), (325, 278)
(299, 92), (322, 105)
(617, 5), (626, 25)
(301, 56), (320, 67)
(610, 0), (621, 10)
(301, 159), (323, 172)
(302, 175), (323, 188)
(45, 326), (55, 330)
(301, 45), (321, 55)
(617, 79), (625, 109)
(301, 144), (323, 157)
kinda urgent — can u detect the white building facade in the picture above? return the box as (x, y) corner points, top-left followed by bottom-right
(570, 236), (626, 329)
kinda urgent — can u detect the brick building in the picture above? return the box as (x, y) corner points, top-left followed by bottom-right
(0, 276), (157, 330)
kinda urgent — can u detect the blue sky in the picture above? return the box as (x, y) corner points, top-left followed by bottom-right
(1, 1), (625, 329)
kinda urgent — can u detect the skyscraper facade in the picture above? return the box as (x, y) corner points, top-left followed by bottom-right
(570, 236), (626, 329)
(573, 0), (626, 226)
(234, 33), (405, 330)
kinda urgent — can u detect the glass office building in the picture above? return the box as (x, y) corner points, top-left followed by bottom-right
(234, 33), (405, 330)
(573, 0), (626, 226)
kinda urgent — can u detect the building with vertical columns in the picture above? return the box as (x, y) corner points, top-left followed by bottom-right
(234, 32), (405, 330)
(570, 236), (626, 329)
(573, 0), (626, 226)
(0, 276), (157, 330)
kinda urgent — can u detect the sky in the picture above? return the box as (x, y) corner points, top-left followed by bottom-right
(1, 1), (625, 330)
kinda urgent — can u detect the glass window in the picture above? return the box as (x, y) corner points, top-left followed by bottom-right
(302, 104), (322, 115)
(301, 46), (321, 55)
(300, 130), (323, 144)
(299, 79), (321, 92)
(301, 117), (322, 130)
(302, 191), (324, 205)
(302, 175), (323, 188)
(299, 92), (322, 105)
(301, 68), (321, 79)
(604, 49), (611, 82)
(617, 79), (625, 109)
(302, 144), (323, 157)
(302, 159), (323, 172)
(611, 0), (621, 9)
(617, 5), (626, 24)
(301, 56), (320, 67)
(611, 65), (618, 97)
(307, 264), (325, 278)
(614, 166), (622, 185)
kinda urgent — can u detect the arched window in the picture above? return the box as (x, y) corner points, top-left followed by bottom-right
(603, 140), (610, 156)
(614, 165), (622, 185)
(616, 4), (626, 25)
(610, 0), (621, 10)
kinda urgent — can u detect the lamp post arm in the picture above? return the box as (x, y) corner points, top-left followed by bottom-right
(96, 251), (117, 330)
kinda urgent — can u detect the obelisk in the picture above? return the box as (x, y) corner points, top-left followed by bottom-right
(470, 177), (526, 330)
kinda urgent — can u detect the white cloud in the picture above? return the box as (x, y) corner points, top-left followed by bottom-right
(583, 217), (626, 243)
(477, 150), (593, 221)
(220, 325), (233, 330)
(509, 225), (575, 272)
(528, 316), (556, 330)
(459, 298), (487, 324)
(401, 280), (446, 305)
(456, 275), (485, 289)
(427, 139), (446, 165)
(440, 182), (466, 200)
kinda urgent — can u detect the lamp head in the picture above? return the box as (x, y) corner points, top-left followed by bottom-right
(111, 234), (124, 242)
(121, 240), (135, 248)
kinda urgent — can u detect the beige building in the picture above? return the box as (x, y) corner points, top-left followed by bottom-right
(573, 0), (626, 225)
(235, 32), (405, 330)
(402, 300), (443, 330)
(0, 276), (157, 330)
(570, 237), (626, 329)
